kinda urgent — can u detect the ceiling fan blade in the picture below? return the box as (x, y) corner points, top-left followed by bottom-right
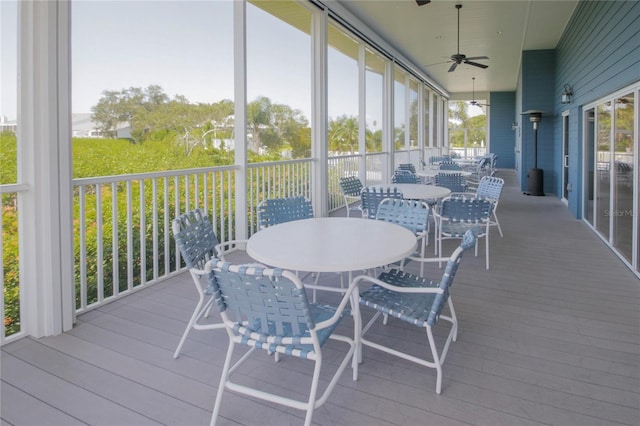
(424, 60), (451, 67)
(464, 56), (489, 61)
(448, 62), (458, 72)
(465, 61), (489, 69)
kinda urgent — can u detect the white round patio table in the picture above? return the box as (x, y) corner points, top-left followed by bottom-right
(246, 217), (417, 273)
(371, 183), (451, 200)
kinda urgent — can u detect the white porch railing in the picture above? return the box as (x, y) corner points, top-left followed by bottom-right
(4, 152), (442, 342)
(1, 183), (29, 343)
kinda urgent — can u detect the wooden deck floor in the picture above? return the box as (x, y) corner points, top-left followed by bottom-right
(2, 170), (639, 426)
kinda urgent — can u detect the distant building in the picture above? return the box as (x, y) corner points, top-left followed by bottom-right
(72, 113), (131, 139)
(1, 114), (130, 138)
(0, 116), (17, 133)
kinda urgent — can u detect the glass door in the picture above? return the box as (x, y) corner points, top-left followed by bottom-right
(595, 102), (612, 240)
(584, 109), (595, 225)
(612, 93), (634, 263)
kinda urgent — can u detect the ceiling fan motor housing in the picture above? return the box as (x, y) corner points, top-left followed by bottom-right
(449, 4), (489, 72)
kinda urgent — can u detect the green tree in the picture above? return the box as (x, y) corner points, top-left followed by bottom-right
(0, 132), (17, 185)
(328, 115), (359, 153)
(247, 96), (273, 152)
(365, 128), (382, 152)
(448, 101), (486, 148)
(91, 85), (169, 137)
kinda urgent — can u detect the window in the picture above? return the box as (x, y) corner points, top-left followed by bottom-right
(248, 1), (312, 159)
(328, 22), (359, 154)
(409, 78), (419, 148)
(72, 1), (234, 171)
(394, 65), (407, 152)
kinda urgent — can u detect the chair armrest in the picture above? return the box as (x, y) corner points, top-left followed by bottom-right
(215, 239), (249, 255)
(449, 191), (477, 198)
(313, 278), (362, 330)
(406, 255), (455, 264)
(350, 274), (443, 295)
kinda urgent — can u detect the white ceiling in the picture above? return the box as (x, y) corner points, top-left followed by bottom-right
(336, 0), (578, 98)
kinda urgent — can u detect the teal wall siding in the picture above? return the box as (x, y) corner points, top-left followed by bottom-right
(520, 50), (556, 195)
(555, 0), (640, 218)
(489, 92), (516, 169)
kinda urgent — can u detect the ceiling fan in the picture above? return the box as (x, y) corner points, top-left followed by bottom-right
(448, 4), (489, 73)
(469, 77), (490, 107)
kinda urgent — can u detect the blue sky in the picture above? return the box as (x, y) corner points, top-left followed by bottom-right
(1, 0), (364, 124)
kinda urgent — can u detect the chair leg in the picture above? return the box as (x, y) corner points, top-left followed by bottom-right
(174, 296), (213, 359)
(493, 211), (503, 237)
(447, 297), (458, 342)
(210, 340), (235, 426)
(485, 232), (490, 270)
(304, 359), (323, 426)
(426, 326), (443, 395)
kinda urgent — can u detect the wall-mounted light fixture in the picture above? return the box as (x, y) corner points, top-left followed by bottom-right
(512, 121), (519, 131)
(561, 84), (573, 104)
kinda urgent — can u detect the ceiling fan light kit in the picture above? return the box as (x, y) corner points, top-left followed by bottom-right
(449, 4), (489, 73)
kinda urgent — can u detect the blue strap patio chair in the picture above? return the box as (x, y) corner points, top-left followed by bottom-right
(375, 198), (431, 275)
(171, 208), (259, 359)
(434, 195), (493, 269)
(339, 176), (364, 217)
(208, 261), (357, 426)
(449, 176), (505, 238)
(476, 176), (505, 237)
(257, 196), (313, 229)
(392, 169), (420, 184)
(429, 155), (444, 165)
(397, 163), (416, 173)
(435, 172), (466, 193)
(360, 186), (404, 219)
(255, 195), (335, 299)
(439, 160), (462, 171)
(353, 229), (477, 394)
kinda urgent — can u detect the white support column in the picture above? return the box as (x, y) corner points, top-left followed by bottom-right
(233, 0), (248, 238)
(442, 97), (448, 151)
(358, 43), (366, 181)
(404, 74), (410, 151)
(311, 9), (328, 217)
(429, 91), (434, 149)
(418, 84), (424, 162)
(383, 61), (394, 184)
(18, 0), (74, 337)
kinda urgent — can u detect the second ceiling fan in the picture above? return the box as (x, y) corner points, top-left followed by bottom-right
(469, 77), (490, 107)
(448, 4), (489, 72)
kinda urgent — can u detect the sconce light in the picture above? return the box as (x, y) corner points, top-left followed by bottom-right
(511, 121), (519, 131)
(561, 84), (573, 104)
